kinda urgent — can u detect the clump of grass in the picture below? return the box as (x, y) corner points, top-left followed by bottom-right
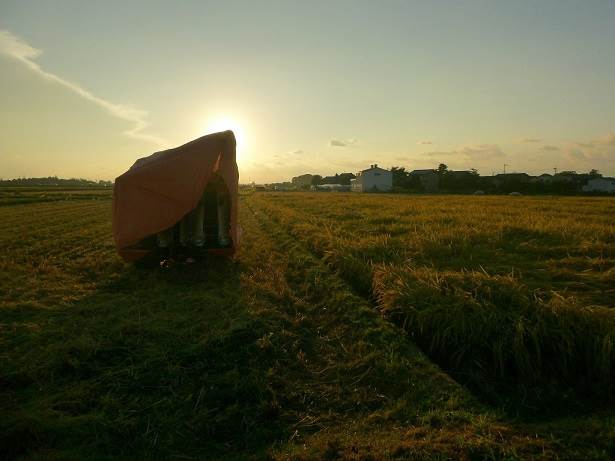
(373, 264), (615, 405)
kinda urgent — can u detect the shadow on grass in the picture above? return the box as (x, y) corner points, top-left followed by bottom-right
(372, 264), (615, 422)
(1, 256), (284, 460)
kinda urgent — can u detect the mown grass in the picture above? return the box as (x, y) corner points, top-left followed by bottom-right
(0, 199), (278, 459)
(0, 187), (111, 207)
(2, 189), (615, 460)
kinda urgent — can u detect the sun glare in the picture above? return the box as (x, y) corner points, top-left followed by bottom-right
(203, 116), (246, 164)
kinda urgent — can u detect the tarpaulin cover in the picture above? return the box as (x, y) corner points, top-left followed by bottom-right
(112, 130), (239, 261)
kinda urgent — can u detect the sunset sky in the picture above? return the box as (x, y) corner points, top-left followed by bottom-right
(1, 0), (615, 183)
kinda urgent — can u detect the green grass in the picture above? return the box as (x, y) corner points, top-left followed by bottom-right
(1, 189), (615, 460)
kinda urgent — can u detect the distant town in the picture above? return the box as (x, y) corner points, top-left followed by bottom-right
(253, 163), (615, 195)
(2, 165), (615, 195)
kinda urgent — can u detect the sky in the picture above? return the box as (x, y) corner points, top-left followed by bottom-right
(1, 0), (615, 183)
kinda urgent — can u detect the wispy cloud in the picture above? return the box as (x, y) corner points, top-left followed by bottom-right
(521, 138), (542, 143)
(422, 150), (456, 158)
(0, 29), (165, 146)
(578, 133), (615, 149)
(422, 144), (505, 161)
(538, 145), (559, 151)
(569, 133), (615, 162)
(330, 138), (357, 147)
(459, 144), (505, 159)
(291, 149), (304, 154)
(417, 140), (433, 145)
(566, 148), (587, 161)
(600, 133), (615, 146)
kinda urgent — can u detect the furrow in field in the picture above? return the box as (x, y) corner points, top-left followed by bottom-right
(240, 196), (561, 460)
(247, 193), (615, 410)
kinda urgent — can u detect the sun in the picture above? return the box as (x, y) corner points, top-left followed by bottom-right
(202, 116), (246, 163)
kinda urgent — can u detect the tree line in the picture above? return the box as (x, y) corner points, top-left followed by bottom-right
(0, 176), (113, 187)
(390, 164), (606, 194)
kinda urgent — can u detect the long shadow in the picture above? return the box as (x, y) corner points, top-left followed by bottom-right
(1, 255), (285, 460)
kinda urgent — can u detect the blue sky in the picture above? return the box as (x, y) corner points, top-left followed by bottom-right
(1, 0), (614, 181)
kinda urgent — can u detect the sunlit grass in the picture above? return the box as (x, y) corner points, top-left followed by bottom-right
(250, 192), (615, 407)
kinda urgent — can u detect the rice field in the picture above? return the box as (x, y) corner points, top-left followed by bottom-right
(252, 193), (615, 406)
(2, 189), (615, 460)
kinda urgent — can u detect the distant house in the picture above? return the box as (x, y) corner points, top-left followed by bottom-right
(409, 169), (439, 192)
(321, 173), (356, 185)
(490, 173), (531, 188)
(494, 173), (531, 182)
(351, 164), (393, 192)
(532, 173), (553, 184)
(410, 169), (436, 176)
(582, 177), (615, 193)
(449, 170), (476, 179)
(553, 172), (577, 183)
(273, 182), (294, 191)
(291, 174), (314, 188)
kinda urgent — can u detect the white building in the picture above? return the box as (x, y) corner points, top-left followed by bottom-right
(582, 178), (615, 193)
(351, 164), (393, 192)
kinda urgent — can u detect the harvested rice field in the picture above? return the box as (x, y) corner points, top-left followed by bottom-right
(2, 189), (615, 460)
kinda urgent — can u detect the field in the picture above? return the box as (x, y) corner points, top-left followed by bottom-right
(2, 189), (615, 460)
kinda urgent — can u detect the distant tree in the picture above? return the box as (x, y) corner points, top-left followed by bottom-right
(0, 176), (111, 187)
(437, 163), (449, 175)
(589, 169), (601, 177)
(319, 173), (356, 185)
(390, 166), (410, 190)
(311, 175), (322, 186)
(337, 173), (356, 185)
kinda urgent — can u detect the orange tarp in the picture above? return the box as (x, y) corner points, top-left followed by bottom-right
(112, 130), (239, 262)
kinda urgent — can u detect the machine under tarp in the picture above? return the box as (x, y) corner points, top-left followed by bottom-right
(112, 130), (239, 262)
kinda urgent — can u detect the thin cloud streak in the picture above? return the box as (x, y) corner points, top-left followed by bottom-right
(538, 145), (559, 152)
(568, 133), (615, 162)
(423, 144), (505, 160)
(330, 138), (357, 147)
(0, 29), (165, 146)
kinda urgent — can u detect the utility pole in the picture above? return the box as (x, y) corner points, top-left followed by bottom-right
(553, 167), (558, 176)
(503, 163), (508, 174)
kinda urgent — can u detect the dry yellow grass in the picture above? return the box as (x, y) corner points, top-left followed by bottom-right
(250, 192), (615, 406)
(2, 189), (615, 460)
